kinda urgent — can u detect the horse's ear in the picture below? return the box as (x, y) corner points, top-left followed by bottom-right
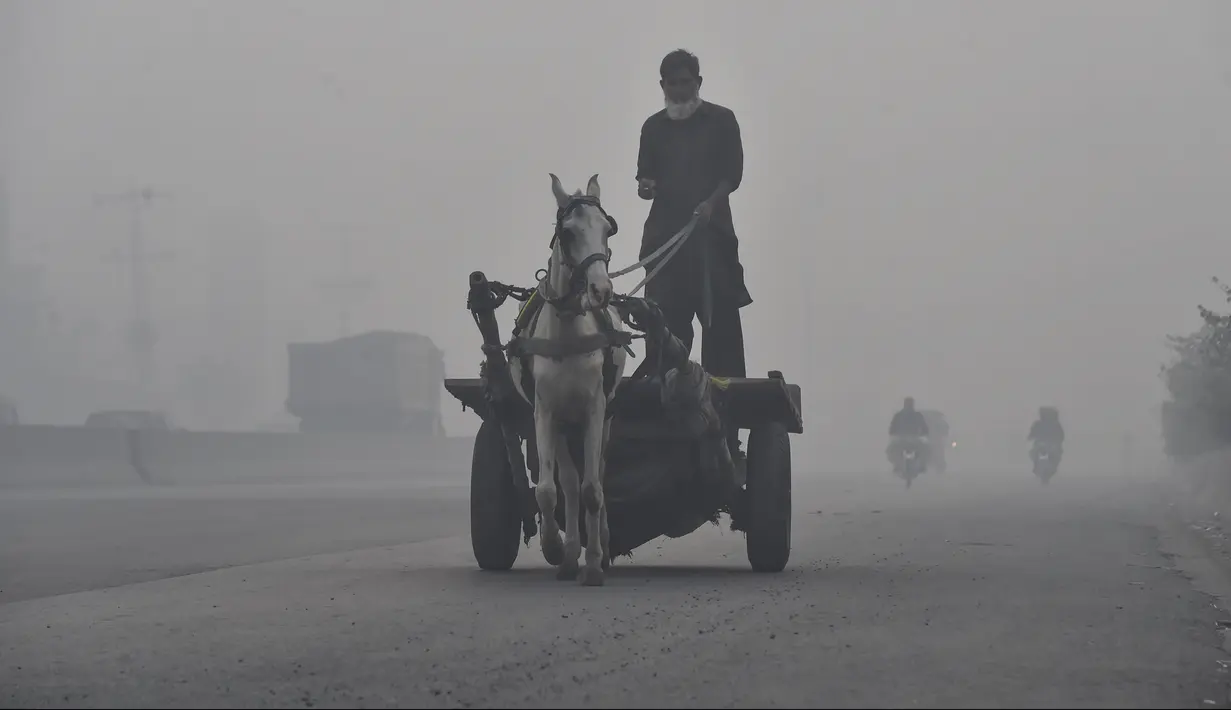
(586, 173), (601, 200)
(549, 173), (570, 209)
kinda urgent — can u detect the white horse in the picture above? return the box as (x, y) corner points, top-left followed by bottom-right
(509, 173), (629, 586)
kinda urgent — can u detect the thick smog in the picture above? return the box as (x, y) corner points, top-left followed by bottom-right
(2, 2), (1231, 707)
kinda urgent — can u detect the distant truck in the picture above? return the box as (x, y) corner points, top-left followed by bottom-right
(285, 330), (446, 436)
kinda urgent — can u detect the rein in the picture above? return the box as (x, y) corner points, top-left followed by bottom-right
(539, 195), (701, 313)
(495, 193), (706, 369)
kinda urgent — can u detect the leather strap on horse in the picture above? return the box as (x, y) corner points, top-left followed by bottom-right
(509, 330), (633, 361)
(507, 291), (631, 413)
(542, 195), (620, 316)
(551, 194), (619, 248)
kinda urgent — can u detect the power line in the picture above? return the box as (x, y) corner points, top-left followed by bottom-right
(93, 186), (174, 401)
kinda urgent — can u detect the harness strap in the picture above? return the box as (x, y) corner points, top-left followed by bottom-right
(509, 330), (632, 360)
(513, 288), (542, 337)
(508, 294), (631, 412)
(513, 346), (625, 412)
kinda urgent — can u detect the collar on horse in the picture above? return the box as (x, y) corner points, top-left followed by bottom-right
(509, 296), (632, 361)
(539, 195), (619, 317)
(507, 291), (631, 411)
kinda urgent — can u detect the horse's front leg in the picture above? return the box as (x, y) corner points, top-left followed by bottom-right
(579, 397), (608, 586)
(599, 417), (612, 571)
(555, 430), (582, 581)
(533, 404), (564, 567)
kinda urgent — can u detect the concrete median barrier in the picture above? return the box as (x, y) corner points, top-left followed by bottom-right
(0, 425), (145, 488)
(0, 426), (475, 489)
(137, 430), (475, 486)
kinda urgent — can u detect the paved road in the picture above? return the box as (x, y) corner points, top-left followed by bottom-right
(2, 470), (1230, 708)
(0, 481), (470, 604)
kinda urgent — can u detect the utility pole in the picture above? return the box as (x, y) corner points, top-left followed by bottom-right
(315, 234), (376, 338)
(94, 186), (174, 404)
(0, 177), (9, 273)
(0, 178), (10, 371)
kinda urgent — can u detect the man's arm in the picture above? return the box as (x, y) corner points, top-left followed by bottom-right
(636, 117), (657, 191)
(706, 108), (744, 205)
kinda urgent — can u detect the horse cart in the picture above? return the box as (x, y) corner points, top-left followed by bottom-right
(446, 269), (803, 573)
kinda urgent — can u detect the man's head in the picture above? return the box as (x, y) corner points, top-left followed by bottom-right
(659, 49), (703, 120)
(903, 397), (915, 411)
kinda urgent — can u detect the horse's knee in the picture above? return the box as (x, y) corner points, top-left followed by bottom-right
(581, 480), (602, 516)
(536, 482), (557, 513)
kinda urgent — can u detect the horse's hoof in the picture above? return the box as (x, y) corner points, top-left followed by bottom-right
(542, 535), (564, 567)
(601, 554), (611, 571)
(580, 566), (605, 587)
(556, 560), (579, 581)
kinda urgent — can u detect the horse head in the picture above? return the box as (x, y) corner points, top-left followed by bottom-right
(548, 173), (618, 312)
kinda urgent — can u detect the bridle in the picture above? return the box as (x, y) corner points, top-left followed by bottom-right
(538, 195), (619, 316)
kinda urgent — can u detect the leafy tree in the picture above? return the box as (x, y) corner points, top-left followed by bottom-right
(1161, 278), (1231, 457)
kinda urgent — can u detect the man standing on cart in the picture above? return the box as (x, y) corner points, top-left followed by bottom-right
(635, 48), (752, 460)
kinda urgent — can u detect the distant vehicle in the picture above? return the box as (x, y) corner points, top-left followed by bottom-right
(83, 410), (175, 430)
(285, 330), (446, 435)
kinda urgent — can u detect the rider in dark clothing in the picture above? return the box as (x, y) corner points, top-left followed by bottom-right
(1028, 407), (1065, 445)
(889, 397), (930, 438)
(887, 397), (930, 470)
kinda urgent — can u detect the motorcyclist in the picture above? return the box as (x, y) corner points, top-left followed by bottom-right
(887, 397), (930, 470)
(1028, 406), (1065, 466)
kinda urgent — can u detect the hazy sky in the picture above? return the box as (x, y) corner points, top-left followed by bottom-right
(3, 1), (1230, 457)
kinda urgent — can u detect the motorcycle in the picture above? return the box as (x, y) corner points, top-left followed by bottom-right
(891, 436), (929, 487)
(1031, 440), (1062, 484)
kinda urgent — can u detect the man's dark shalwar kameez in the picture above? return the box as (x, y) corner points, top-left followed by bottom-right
(636, 101), (752, 379)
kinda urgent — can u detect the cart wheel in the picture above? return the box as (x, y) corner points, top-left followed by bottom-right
(745, 421), (792, 572)
(470, 418), (522, 571)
